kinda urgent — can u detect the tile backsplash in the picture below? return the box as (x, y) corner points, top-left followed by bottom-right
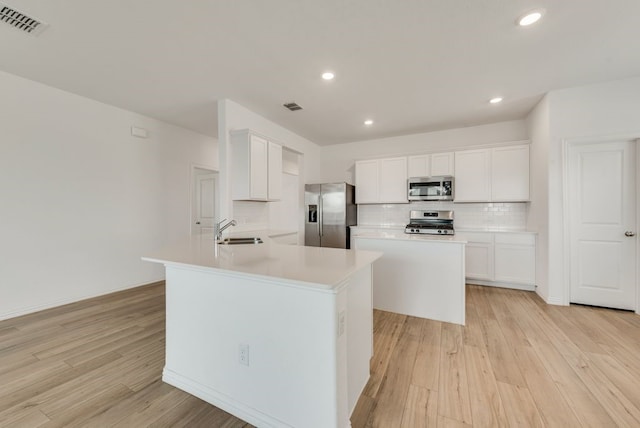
(358, 201), (528, 230)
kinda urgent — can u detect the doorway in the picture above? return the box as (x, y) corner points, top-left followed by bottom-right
(191, 166), (218, 236)
(567, 139), (637, 310)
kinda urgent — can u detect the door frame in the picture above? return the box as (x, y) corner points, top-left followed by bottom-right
(190, 163), (219, 235)
(561, 134), (640, 314)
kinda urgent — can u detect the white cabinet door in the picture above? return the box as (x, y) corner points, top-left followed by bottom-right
(355, 160), (379, 204)
(494, 233), (535, 285)
(466, 243), (493, 280)
(231, 130), (282, 201)
(249, 135), (268, 199)
(492, 145), (530, 201)
(454, 149), (491, 202)
(408, 155), (430, 178)
(431, 152), (455, 176)
(268, 141), (282, 201)
(458, 232), (494, 281)
(379, 157), (408, 203)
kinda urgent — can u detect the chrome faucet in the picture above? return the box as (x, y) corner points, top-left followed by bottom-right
(215, 218), (237, 241)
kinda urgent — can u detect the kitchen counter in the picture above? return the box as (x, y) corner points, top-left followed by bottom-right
(142, 232), (381, 291)
(142, 233), (381, 428)
(353, 230), (467, 243)
(352, 229), (466, 325)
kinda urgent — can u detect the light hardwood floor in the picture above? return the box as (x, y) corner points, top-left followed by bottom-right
(1, 283), (639, 427)
(353, 285), (640, 427)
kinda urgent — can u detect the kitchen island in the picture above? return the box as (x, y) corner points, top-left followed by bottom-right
(352, 228), (467, 325)
(142, 233), (381, 428)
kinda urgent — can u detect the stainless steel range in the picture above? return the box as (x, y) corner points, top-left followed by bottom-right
(405, 210), (455, 235)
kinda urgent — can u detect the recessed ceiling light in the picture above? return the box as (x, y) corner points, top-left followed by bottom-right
(518, 10), (544, 26)
(322, 72), (335, 80)
(489, 97), (503, 104)
(364, 119), (374, 126)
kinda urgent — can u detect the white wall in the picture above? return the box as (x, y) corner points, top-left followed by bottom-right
(318, 120), (528, 184)
(526, 94), (551, 301)
(0, 70), (217, 320)
(542, 76), (640, 305)
(217, 99), (322, 235)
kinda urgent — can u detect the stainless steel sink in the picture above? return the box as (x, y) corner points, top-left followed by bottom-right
(217, 237), (263, 245)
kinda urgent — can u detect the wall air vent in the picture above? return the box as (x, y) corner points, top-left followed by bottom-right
(283, 102), (303, 111)
(0, 3), (47, 36)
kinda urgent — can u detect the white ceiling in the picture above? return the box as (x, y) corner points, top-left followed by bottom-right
(1, 1), (640, 145)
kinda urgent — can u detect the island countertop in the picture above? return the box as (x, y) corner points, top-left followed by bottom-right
(142, 232), (382, 291)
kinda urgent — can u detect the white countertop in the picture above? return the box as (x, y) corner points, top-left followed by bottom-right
(455, 228), (537, 234)
(353, 225), (537, 234)
(353, 230), (467, 244)
(142, 231), (382, 290)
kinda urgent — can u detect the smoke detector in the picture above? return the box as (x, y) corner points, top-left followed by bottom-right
(283, 102), (303, 112)
(0, 3), (48, 36)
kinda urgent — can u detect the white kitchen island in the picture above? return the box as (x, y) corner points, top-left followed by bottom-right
(352, 229), (466, 325)
(142, 233), (381, 428)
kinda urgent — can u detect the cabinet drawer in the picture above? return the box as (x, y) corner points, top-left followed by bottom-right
(494, 233), (535, 246)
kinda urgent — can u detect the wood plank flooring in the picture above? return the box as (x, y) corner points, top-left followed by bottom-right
(0, 283), (250, 427)
(353, 285), (640, 427)
(1, 283), (639, 427)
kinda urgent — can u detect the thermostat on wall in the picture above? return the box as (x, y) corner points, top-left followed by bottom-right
(131, 126), (148, 138)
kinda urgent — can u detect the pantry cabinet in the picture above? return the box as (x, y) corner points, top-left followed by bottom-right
(454, 144), (529, 202)
(231, 129), (282, 201)
(355, 157), (408, 204)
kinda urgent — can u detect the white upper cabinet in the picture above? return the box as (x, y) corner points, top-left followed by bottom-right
(454, 144), (530, 202)
(408, 155), (430, 178)
(267, 141), (283, 201)
(430, 152), (455, 176)
(491, 145), (530, 202)
(355, 157), (408, 204)
(454, 149), (491, 202)
(379, 157), (409, 203)
(408, 152), (454, 178)
(355, 160), (379, 203)
(231, 129), (282, 201)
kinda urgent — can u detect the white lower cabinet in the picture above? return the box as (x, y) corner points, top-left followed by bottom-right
(494, 233), (535, 284)
(457, 231), (536, 290)
(462, 232), (494, 281)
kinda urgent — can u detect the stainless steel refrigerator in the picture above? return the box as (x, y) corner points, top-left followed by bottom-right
(305, 183), (357, 249)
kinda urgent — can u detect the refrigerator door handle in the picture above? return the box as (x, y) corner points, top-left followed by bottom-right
(319, 193), (323, 237)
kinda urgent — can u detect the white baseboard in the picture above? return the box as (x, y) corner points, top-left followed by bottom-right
(545, 296), (566, 305)
(466, 279), (535, 291)
(0, 278), (165, 321)
(162, 369), (293, 428)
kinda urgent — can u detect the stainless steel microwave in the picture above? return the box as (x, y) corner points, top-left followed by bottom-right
(408, 176), (454, 201)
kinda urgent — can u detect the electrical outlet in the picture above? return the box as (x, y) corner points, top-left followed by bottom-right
(338, 310), (346, 337)
(239, 344), (249, 366)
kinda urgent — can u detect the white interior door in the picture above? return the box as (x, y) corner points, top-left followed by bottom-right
(568, 140), (636, 310)
(193, 172), (217, 236)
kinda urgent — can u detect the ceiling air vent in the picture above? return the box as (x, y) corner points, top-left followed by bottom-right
(0, 3), (47, 36)
(283, 102), (303, 112)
